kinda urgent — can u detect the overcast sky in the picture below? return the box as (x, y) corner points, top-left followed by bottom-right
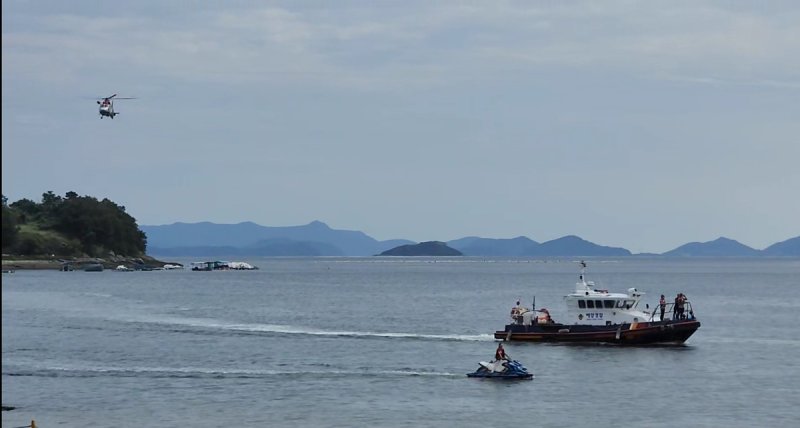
(3, 1), (799, 253)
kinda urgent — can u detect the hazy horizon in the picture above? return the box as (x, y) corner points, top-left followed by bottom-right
(3, 1), (799, 254)
(141, 218), (797, 254)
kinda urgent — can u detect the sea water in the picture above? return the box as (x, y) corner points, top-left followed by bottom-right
(3, 257), (799, 427)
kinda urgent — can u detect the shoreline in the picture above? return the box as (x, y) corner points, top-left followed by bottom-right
(2, 259), (64, 270)
(1, 255), (172, 271)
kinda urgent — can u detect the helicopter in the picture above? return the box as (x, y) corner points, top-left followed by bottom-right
(96, 94), (136, 119)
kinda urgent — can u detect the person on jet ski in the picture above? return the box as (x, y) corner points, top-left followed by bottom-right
(495, 343), (509, 361)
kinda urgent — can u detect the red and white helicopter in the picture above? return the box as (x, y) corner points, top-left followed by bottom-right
(96, 94), (135, 119)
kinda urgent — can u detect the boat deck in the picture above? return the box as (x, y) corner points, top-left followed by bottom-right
(495, 318), (700, 345)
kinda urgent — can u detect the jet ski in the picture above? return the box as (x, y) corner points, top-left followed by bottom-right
(466, 359), (533, 379)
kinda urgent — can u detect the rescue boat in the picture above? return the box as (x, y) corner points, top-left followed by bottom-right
(494, 262), (700, 345)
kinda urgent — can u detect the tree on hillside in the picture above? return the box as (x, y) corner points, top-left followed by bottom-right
(39, 191), (63, 228)
(4, 191), (147, 257)
(9, 198), (39, 224)
(52, 194), (146, 256)
(2, 195), (20, 251)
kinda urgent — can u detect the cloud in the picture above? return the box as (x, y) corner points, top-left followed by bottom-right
(4, 2), (798, 89)
(3, 1), (799, 253)
(656, 75), (800, 90)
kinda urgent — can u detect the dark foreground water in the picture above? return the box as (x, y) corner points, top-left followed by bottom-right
(3, 257), (799, 427)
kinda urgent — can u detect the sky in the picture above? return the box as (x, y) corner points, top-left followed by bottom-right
(2, 1), (799, 254)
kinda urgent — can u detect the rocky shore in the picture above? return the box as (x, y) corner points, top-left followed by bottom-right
(1, 254), (175, 271)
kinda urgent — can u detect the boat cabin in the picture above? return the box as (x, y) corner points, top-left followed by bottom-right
(510, 268), (656, 327)
(190, 261), (230, 271)
(563, 276), (652, 325)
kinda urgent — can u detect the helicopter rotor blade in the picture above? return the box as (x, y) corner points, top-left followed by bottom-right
(90, 94), (136, 100)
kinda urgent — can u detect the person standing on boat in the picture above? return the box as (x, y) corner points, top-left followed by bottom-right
(659, 295), (667, 321)
(495, 343), (509, 361)
(677, 293), (687, 319)
(673, 294), (681, 320)
(510, 301), (527, 324)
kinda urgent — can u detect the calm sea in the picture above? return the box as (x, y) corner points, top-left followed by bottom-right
(3, 257), (799, 427)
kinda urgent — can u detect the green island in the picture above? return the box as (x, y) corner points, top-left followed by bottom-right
(2, 191), (169, 271)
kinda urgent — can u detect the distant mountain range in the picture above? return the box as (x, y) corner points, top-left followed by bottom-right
(140, 221), (800, 257)
(142, 221), (412, 257)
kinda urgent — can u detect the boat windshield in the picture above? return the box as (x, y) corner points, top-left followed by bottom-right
(579, 299), (623, 309)
(615, 300), (635, 309)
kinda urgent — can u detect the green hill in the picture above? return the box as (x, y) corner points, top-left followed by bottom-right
(2, 192), (161, 268)
(379, 241), (463, 256)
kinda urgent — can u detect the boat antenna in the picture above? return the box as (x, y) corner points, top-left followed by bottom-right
(578, 260), (587, 284)
(532, 295), (536, 312)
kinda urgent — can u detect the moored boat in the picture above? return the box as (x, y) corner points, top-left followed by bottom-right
(190, 260), (259, 271)
(83, 263), (104, 272)
(163, 264), (184, 270)
(190, 261), (228, 271)
(494, 262), (700, 345)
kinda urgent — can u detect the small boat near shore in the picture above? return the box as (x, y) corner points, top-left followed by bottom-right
(83, 263), (104, 272)
(190, 261), (259, 271)
(494, 262), (700, 345)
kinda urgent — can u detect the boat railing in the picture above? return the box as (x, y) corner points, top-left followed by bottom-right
(648, 301), (696, 322)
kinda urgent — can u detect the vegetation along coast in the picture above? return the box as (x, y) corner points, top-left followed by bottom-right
(2, 192), (172, 271)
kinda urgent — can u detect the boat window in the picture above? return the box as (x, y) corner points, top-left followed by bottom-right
(586, 300), (595, 308)
(595, 301), (604, 309)
(578, 300), (586, 308)
(604, 300), (615, 308)
(616, 300), (634, 309)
